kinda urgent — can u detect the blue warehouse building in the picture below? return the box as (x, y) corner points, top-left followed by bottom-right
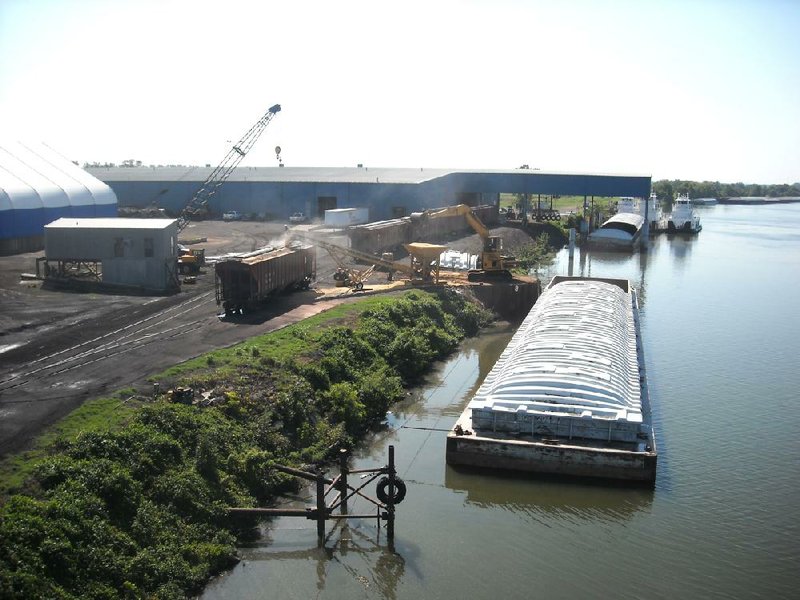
(87, 165), (652, 222)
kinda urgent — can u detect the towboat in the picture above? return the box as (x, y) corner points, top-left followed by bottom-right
(667, 194), (702, 233)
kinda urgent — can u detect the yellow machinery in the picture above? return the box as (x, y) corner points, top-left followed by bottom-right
(291, 233), (446, 286)
(177, 248), (205, 275)
(414, 204), (515, 281)
(404, 242), (447, 282)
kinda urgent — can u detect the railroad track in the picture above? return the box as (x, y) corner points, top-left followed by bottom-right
(0, 291), (216, 395)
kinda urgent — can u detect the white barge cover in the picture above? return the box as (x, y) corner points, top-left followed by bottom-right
(469, 277), (650, 443)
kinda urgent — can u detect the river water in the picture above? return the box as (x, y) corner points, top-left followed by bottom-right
(203, 203), (800, 599)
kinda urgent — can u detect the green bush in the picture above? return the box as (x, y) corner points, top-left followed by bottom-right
(0, 290), (493, 598)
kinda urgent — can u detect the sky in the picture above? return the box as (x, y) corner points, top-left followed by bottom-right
(1, 0), (798, 184)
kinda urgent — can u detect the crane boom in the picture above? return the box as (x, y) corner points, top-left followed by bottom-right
(176, 103), (281, 232)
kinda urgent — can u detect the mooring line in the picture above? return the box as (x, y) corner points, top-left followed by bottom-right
(400, 426), (452, 432)
(401, 358), (480, 478)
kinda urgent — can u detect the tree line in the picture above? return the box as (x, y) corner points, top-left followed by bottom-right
(653, 179), (800, 201)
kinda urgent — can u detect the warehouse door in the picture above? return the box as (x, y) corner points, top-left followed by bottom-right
(317, 196), (337, 218)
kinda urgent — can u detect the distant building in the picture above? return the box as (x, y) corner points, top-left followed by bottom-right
(0, 142), (117, 255)
(88, 166), (652, 222)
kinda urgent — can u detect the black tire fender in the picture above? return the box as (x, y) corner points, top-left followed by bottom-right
(376, 476), (407, 505)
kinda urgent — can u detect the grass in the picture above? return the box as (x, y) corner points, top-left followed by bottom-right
(500, 193), (617, 213)
(0, 294), (403, 496)
(0, 394), (140, 496)
(156, 295), (400, 379)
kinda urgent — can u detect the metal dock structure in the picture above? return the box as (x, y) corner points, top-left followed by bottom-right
(446, 276), (657, 483)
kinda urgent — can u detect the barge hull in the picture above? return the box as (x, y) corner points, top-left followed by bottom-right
(447, 276), (657, 484)
(446, 432), (656, 483)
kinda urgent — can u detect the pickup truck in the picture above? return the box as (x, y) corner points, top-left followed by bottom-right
(222, 211), (242, 221)
(289, 212), (308, 224)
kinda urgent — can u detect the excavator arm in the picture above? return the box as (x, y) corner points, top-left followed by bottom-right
(420, 204), (488, 238)
(417, 204), (514, 281)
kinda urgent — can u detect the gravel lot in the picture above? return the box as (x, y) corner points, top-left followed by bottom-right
(0, 219), (535, 458)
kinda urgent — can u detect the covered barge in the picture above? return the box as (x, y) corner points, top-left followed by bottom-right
(446, 276), (656, 483)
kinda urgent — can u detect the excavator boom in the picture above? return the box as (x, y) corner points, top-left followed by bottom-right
(417, 204), (514, 281)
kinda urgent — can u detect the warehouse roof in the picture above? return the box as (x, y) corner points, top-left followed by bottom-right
(1, 142), (117, 210)
(87, 165), (651, 185)
(87, 166), (453, 184)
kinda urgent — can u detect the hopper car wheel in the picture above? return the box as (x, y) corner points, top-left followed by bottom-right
(376, 476), (407, 505)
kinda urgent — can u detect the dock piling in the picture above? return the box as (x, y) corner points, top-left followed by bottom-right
(227, 446), (403, 546)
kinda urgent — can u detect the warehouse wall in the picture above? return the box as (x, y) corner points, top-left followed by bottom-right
(102, 170), (651, 222)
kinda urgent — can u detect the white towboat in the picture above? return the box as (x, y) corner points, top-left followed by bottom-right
(667, 193), (702, 233)
(616, 193), (663, 231)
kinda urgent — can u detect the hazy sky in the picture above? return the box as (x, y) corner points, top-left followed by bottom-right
(1, 0), (798, 183)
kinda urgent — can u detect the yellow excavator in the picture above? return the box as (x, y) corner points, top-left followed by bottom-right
(413, 204), (515, 281)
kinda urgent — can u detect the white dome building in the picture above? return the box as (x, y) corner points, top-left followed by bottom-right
(0, 142), (117, 254)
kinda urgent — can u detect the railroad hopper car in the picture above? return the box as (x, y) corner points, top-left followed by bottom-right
(348, 204), (499, 255)
(348, 219), (411, 255)
(215, 244), (316, 316)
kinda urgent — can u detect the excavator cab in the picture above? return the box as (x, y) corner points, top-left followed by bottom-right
(485, 236), (502, 252)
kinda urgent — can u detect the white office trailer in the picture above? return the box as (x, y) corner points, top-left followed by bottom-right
(42, 218), (179, 292)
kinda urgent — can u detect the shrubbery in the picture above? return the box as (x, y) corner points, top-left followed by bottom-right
(0, 290), (492, 598)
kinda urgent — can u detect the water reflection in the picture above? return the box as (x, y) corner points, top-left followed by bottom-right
(546, 244), (653, 308)
(206, 523), (409, 600)
(444, 466), (654, 525)
(665, 233), (697, 268)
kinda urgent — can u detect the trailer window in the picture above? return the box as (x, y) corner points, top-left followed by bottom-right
(144, 238), (154, 257)
(114, 237), (125, 257)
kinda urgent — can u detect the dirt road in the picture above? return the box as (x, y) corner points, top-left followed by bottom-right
(0, 219), (533, 458)
(0, 221), (344, 457)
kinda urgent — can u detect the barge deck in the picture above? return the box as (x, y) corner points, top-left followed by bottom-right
(446, 276), (657, 483)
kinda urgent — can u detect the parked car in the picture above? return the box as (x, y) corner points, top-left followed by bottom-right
(222, 210), (242, 221)
(289, 212), (308, 223)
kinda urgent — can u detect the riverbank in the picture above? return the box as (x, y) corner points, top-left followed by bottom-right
(718, 196), (800, 204)
(201, 203), (800, 600)
(0, 290), (493, 599)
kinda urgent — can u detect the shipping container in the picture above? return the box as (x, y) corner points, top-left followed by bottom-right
(324, 207), (369, 227)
